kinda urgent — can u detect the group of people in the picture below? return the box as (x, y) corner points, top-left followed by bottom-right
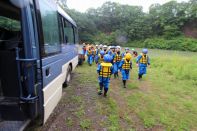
(82, 44), (150, 97)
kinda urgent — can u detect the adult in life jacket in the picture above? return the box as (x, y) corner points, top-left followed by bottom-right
(113, 46), (122, 78)
(136, 48), (150, 80)
(131, 48), (138, 57)
(97, 54), (114, 97)
(94, 44), (100, 64)
(96, 50), (105, 65)
(119, 53), (132, 88)
(122, 47), (130, 58)
(87, 45), (95, 66)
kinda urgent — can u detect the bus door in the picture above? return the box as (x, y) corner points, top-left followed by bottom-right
(0, 0), (41, 123)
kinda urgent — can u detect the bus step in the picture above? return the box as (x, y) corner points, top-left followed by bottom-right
(0, 119), (30, 131)
(0, 97), (27, 121)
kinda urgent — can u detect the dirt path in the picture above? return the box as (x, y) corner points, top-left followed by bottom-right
(27, 64), (162, 131)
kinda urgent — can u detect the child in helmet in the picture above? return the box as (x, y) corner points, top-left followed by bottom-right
(111, 46), (116, 64)
(94, 45), (100, 64)
(96, 50), (105, 65)
(108, 46), (116, 64)
(122, 47), (130, 58)
(131, 48), (138, 57)
(103, 45), (108, 54)
(99, 44), (103, 50)
(119, 53), (132, 88)
(113, 46), (122, 78)
(97, 54), (114, 97)
(136, 49), (150, 80)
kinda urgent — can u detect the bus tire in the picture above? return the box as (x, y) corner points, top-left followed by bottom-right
(63, 65), (72, 88)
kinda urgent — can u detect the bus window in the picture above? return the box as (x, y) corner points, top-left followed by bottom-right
(74, 27), (79, 44)
(58, 15), (65, 44)
(39, 0), (61, 56)
(63, 20), (74, 44)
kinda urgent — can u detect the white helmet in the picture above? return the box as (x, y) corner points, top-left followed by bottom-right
(116, 46), (121, 49)
(103, 45), (107, 48)
(108, 46), (111, 50)
(96, 44), (98, 47)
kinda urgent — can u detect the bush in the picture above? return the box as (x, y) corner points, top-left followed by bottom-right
(126, 37), (197, 52)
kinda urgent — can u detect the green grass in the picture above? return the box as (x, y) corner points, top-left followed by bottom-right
(70, 95), (82, 103)
(125, 49), (197, 130)
(80, 119), (91, 129)
(95, 96), (120, 130)
(75, 50), (197, 130)
(80, 49), (197, 130)
(65, 117), (73, 127)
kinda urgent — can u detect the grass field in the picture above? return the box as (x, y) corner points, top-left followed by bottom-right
(125, 49), (197, 130)
(31, 49), (197, 131)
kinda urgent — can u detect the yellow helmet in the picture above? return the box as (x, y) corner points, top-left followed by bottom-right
(125, 53), (132, 60)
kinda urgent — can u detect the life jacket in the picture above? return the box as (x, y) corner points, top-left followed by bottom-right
(114, 52), (122, 62)
(98, 55), (104, 64)
(139, 54), (148, 64)
(122, 59), (131, 70)
(99, 63), (112, 78)
(87, 50), (91, 55)
(87, 50), (94, 56)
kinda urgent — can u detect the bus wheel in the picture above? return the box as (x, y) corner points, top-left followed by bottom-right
(63, 66), (72, 88)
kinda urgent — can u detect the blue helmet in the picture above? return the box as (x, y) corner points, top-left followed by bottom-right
(104, 54), (112, 62)
(142, 48), (148, 54)
(125, 47), (130, 51)
(108, 50), (112, 55)
(100, 50), (105, 55)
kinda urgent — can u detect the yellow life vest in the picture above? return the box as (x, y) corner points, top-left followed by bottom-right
(114, 53), (122, 62)
(99, 63), (112, 77)
(87, 50), (91, 55)
(139, 54), (148, 64)
(122, 59), (131, 69)
(87, 50), (95, 55)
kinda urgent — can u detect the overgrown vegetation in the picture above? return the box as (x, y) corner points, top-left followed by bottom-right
(125, 37), (197, 51)
(58, 0), (197, 51)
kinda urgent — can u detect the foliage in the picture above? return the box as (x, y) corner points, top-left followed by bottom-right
(58, 0), (197, 51)
(125, 37), (197, 52)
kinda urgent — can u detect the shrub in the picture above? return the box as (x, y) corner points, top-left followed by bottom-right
(126, 37), (197, 52)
